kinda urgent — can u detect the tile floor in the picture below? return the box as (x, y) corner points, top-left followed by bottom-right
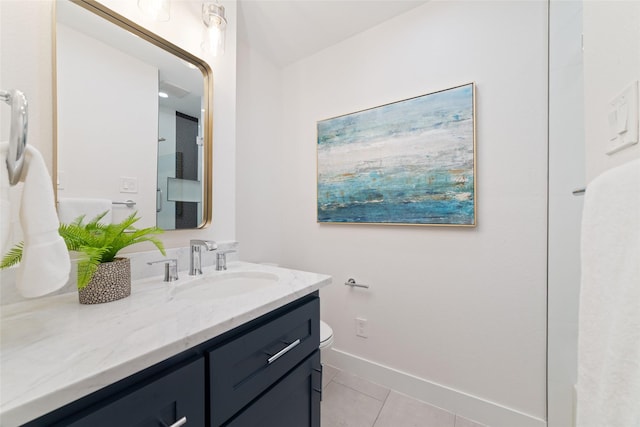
(321, 365), (487, 427)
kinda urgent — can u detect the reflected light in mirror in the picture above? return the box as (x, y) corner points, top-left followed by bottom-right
(138, 0), (171, 22)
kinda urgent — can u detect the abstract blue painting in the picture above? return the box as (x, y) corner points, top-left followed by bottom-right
(317, 83), (476, 226)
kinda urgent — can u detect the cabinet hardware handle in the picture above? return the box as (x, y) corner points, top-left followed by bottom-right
(168, 416), (187, 427)
(313, 367), (322, 373)
(313, 387), (322, 393)
(267, 339), (301, 365)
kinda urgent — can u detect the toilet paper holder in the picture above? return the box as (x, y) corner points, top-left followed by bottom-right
(344, 278), (369, 289)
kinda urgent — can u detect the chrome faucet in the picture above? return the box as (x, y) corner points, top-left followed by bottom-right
(147, 259), (179, 282)
(189, 239), (217, 275)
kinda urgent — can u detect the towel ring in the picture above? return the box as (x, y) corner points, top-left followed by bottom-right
(1, 89), (28, 186)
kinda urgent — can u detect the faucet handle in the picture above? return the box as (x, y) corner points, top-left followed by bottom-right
(215, 250), (236, 271)
(147, 258), (179, 282)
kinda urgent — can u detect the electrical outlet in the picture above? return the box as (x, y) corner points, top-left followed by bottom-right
(356, 317), (368, 338)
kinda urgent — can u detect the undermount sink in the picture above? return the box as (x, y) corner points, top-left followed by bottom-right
(173, 271), (280, 300)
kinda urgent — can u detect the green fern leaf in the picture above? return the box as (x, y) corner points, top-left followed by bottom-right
(1, 210), (165, 291)
(76, 246), (109, 289)
(0, 242), (24, 269)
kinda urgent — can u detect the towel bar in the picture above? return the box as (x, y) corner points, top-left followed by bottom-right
(112, 200), (136, 208)
(1, 89), (28, 186)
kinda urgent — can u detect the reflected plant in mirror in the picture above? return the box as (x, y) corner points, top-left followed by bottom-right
(55, 0), (212, 230)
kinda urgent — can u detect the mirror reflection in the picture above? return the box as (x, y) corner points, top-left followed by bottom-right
(55, 0), (212, 230)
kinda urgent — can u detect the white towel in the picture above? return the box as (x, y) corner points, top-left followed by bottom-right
(57, 197), (112, 224)
(1, 143), (71, 298)
(0, 142), (11, 254)
(576, 159), (640, 427)
(1, 140), (25, 258)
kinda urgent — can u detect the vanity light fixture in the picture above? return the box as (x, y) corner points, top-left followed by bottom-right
(202, 2), (227, 57)
(138, 0), (171, 22)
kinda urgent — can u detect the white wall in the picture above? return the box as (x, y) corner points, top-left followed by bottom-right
(236, 38), (283, 264)
(57, 24), (158, 227)
(548, 1), (585, 426)
(0, 0), (237, 250)
(238, 1), (549, 426)
(0, 0), (54, 168)
(583, 0), (640, 182)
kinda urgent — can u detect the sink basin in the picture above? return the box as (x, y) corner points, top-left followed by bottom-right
(173, 271), (280, 300)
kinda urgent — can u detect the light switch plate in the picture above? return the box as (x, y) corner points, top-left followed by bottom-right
(120, 176), (138, 193)
(607, 81), (639, 155)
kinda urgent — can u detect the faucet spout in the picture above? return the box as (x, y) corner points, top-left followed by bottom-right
(189, 240), (217, 275)
(190, 239), (217, 251)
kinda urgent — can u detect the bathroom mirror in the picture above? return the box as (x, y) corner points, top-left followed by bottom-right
(54, 0), (212, 230)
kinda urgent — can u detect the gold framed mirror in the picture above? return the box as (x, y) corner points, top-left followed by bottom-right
(54, 0), (212, 230)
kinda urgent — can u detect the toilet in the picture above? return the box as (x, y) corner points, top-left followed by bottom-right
(319, 320), (334, 350)
(259, 263), (335, 351)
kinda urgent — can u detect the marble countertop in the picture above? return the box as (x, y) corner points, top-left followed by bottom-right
(0, 262), (331, 427)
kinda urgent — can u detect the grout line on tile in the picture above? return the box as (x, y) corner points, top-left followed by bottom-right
(331, 371), (391, 402)
(337, 382), (389, 403)
(371, 388), (392, 427)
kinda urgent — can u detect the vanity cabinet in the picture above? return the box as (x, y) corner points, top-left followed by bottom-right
(209, 298), (319, 426)
(225, 351), (321, 427)
(23, 293), (320, 427)
(51, 358), (205, 427)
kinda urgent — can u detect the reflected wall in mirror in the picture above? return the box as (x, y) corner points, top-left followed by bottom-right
(55, 0), (212, 230)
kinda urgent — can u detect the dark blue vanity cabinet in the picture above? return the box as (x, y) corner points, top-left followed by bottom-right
(210, 298), (321, 427)
(51, 357), (205, 427)
(24, 293), (321, 427)
(225, 351), (321, 427)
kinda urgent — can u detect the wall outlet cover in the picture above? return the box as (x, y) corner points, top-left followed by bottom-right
(356, 317), (368, 338)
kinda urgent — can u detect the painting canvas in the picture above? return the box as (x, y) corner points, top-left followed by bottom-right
(317, 83), (476, 226)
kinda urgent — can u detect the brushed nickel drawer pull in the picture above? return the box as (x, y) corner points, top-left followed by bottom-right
(168, 416), (187, 427)
(267, 339), (301, 365)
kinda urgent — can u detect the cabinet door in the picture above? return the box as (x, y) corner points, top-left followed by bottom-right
(58, 357), (205, 427)
(209, 297), (320, 427)
(225, 351), (321, 427)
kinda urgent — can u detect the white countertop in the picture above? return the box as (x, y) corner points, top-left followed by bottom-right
(0, 262), (331, 427)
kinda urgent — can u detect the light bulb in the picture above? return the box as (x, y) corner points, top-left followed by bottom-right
(202, 2), (227, 57)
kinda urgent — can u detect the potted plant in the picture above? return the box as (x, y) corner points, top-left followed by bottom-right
(1, 211), (166, 304)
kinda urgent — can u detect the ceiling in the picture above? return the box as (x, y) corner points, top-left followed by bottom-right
(237, 0), (429, 67)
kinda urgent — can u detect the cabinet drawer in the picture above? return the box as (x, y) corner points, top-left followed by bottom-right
(226, 351), (321, 427)
(209, 298), (319, 427)
(58, 357), (205, 427)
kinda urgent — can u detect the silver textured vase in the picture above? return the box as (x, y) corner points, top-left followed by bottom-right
(78, 258), (131, 304)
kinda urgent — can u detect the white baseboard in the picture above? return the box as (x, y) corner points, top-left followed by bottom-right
(323, 348), (546, 427)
